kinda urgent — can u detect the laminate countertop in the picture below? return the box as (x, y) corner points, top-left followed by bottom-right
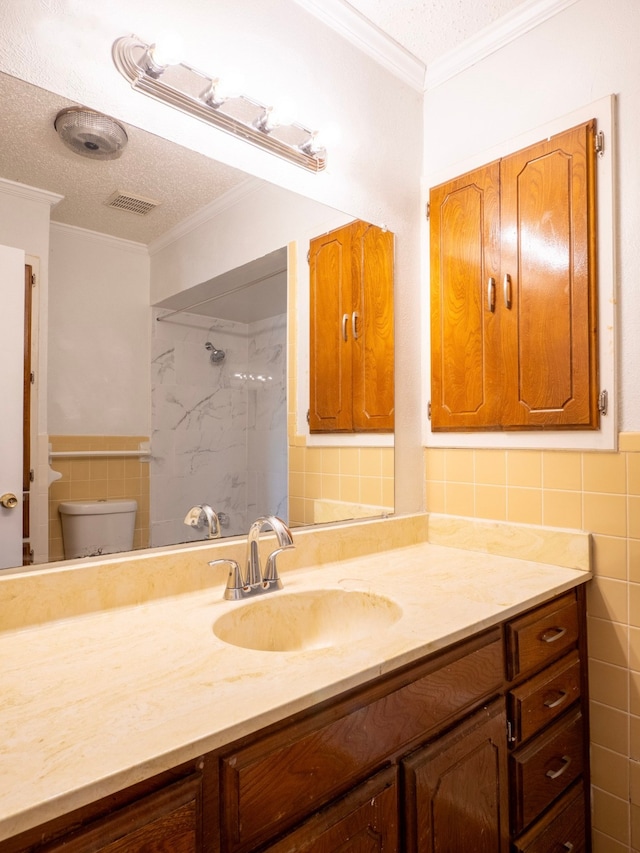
(0, 514), (591, 842)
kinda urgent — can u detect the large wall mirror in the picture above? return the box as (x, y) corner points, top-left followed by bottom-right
(0, 71), (394, 570)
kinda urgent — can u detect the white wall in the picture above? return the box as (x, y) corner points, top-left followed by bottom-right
(48, 225), (151, 435)
(422, 0), (640, 436)
(0, 0), (424, 515)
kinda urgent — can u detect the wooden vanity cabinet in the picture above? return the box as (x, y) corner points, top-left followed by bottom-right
(309, 219), (394, 433)
(4, 588), (590, 853)
(218, 628), (504, 852)
(505, 588), (590, 852)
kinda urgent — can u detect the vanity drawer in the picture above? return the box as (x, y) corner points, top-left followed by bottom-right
(508, 650), (581, 747)
(506, 592), (579, 681)
(510, 708), (584, 835)
(220, 631), (503, 852)
(512, 782), (586, 853)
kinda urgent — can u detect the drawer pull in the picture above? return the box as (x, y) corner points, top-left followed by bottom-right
(544, 690), (569, 709)
(546, 755), (572, 780)
(540, 626), (567, 644)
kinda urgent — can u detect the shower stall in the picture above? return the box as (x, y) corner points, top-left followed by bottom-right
(149, 305), (287, 546)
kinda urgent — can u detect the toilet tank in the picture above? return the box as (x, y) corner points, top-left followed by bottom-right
(58, 499), (137, 559)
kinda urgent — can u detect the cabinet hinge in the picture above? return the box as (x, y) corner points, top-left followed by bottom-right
(595, 131), (605, 158)
(29, 469), (35, 483)
(427, 401), (431, 420)
(31, 272), (36, 286)
(425, 202), (430, 221)
(306, 409), (310, 424)
(507, 720), (516, 744)
(307, 249), (310, 264)
(598, 389), (608, 415)
(30, 371), (35, 385)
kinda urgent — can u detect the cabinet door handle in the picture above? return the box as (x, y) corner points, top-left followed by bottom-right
(543, 690), (569, 709)
(503, 273), (512, 309)
(546, 755), (572, 780)
(540, 626), (567, 644)
(342, 313), (349, 342)
(352, 311), (359, 340)
(487, 277), (496, 313)
(563, 843), (575, 852)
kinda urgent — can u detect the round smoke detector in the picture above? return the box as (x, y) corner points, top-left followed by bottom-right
(54, 107), (128, 161)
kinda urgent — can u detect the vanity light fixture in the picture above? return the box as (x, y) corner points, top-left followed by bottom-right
(112, 35), (327, 172)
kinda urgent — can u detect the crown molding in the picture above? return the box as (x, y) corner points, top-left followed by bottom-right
(0, 177), (63, 207)
(50, 221), (148, 254)
(291, 0), (426, 91)
(425, 0), (581, 89)
(148, 177), (265, 255)
(292, 0), (578, 93)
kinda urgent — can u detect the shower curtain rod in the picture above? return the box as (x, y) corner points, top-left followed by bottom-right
(156, 267), (287, 322)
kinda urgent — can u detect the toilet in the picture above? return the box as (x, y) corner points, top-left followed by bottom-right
(58, 499), (137, 559)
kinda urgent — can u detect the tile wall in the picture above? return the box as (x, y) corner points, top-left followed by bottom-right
(425, 434), (640, 852)
(288, 443), (394, 526)
(48, 435), (150, 561)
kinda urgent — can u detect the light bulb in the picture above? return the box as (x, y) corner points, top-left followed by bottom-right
(149, 32), (184, 68)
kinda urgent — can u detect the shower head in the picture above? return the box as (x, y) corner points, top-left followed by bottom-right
(205, 341), (226, 363)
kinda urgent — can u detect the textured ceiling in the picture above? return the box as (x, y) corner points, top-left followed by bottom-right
(0, 73), (254, 246)
(343, 0), (530, 65)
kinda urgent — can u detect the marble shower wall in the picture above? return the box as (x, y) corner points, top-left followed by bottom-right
(150, 309), (287, 546)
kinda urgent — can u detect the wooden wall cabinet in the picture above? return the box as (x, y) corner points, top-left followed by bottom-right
(429, 120), (599, 431)
(309, 220), (394, 432)
(6, 589), (590, 853)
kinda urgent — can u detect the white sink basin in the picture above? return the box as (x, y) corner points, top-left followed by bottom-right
(212, 588), (402, 652)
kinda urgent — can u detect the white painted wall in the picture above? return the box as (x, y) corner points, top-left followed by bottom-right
(0, 0), (424, 515)
(48, 225), (151, 435)
(422, 0), (640, 437)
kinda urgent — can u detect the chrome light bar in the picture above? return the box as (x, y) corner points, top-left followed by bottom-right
(112, 35), (327, 172)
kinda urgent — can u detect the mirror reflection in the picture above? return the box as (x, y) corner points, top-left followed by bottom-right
(0, 72), (394, 570)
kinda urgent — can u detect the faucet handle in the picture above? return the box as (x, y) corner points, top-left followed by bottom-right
(263, 544), (294, 589)
(208, 558), (245, 600)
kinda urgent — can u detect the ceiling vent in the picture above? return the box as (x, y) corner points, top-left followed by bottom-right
(104, 190), (161, 216)
(54, 107), (128, 160)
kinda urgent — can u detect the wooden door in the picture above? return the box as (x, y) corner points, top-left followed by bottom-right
(402, 700), (509, 853)
(23, 264), (33, 564)
(0, 244), (25, 570)
(351, 221), (395, 431)
(429, 162), (501, 430)
(309, 223), (354, 431)
(499, 120), (598, 428)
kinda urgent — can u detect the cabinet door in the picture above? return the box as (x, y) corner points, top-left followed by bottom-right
(309, 220), (394, 433)
(430, 162), (501, 430)
(500, 120), (598, 428)
(39, 774), (203, 853)
(402, 700), (509, 853)
(309, 223), (354, 431)
(351, 221), (395, 431)
(263, 768), (398, 853)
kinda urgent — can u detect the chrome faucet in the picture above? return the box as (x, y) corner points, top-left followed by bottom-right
(209, 515), (294, 600)
(183, 504), (228, 539)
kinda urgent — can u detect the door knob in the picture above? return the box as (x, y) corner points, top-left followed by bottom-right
(0, 493), (18, 509)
